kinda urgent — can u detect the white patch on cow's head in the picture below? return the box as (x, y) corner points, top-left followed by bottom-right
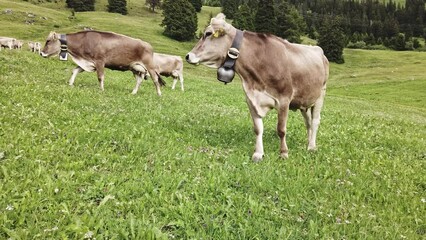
(186, 13), (235, 69)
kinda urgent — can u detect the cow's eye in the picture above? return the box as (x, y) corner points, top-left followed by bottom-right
(205, 32), (213, 38)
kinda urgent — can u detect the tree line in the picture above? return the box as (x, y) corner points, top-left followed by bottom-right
(64, 0), (425, 63)
(221, 0), (425, 51)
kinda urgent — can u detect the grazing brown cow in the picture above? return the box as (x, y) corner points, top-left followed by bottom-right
(40, 30), (165, 95)
(186, 13), (329, 161)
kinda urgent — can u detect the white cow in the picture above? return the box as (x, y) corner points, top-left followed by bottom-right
(28, 41), (41, 54)
(153, 53), (184, 91)
(0, 37), (16, 50)
(13, 40), (23, 50)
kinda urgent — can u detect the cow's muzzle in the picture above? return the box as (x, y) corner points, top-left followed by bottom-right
(185, 52), (199, 65)
(40, 52), (48, 58)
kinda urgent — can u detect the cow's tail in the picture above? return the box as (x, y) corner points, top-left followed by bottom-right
(155, 71), (166, 86)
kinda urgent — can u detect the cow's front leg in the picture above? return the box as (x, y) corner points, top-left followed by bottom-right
(179, 74), (184, 91)
(248, 105), (264, 162)
(277, 103), (290, 159)
(132, 72), (144, 95)
(69, 66), (84, 86)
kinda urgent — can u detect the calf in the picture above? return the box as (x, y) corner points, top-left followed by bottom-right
(40, 30), (165, 95)
(186, 14), (329, 161)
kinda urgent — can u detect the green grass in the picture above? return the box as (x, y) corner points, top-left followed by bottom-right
(1, 0), (425, 239)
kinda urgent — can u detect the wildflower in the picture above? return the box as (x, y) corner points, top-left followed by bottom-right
(421, 198), (426, 203)
(6, 205), (14, 211)
(54, 188), (59, 194)
(84, 231), (94, 239)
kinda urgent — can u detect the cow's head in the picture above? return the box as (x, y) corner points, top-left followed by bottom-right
(186, 13), (235, 68)
(40, 31), (61, 57)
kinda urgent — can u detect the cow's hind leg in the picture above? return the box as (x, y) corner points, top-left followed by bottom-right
(95, 64), (105, 91)
(69, 66), (84, 86)
(277, 101), (290, 159)
(301, 108), (313, 149)
(132, 72), (144, 95)
(308, 87), (326, 150)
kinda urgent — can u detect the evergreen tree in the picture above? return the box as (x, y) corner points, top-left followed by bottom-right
(221, 0), (239, 19)
(108, 0), (128, 15)
(190, 0), (203, 12)
(255, 0), (276, 34)
(318, 15), (345, 64)
(274, 1), (306, 43)
(146, 0), (162, 12)
(66, 0), (95, 12)
(233, 3), (255, 31)
(161, 0), (198, 41)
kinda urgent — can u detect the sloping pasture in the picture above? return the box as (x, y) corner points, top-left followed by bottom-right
(0, 1), (425, 239)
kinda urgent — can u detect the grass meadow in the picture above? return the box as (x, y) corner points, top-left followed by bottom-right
(1, 0), (425, 239)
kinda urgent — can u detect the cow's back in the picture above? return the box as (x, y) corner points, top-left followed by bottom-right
(153, 53), (183, 76)
(68, 31), (154, 68)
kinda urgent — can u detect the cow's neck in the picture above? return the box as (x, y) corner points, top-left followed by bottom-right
(58, 34), (67, 60)
(217, 28), (244, 84)
(62, 33), (83, 59)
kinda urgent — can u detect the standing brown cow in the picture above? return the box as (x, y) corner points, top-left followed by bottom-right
(186, 14), (329, 161)
(40, 30), (165, 95)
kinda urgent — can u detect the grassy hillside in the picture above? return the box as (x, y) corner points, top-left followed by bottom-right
(1, 0), (425, 239)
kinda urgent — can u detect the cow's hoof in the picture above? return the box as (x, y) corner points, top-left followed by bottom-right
(307, 145), (317, 151)
(252, 152), (263, 162)
(280, 152), (289, 159)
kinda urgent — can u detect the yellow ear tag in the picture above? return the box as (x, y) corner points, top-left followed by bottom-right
(213, 28), (225, 38)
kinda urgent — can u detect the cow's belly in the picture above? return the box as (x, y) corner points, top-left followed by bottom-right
(242, 81), (277, 117)
(70, 56), (96, 72)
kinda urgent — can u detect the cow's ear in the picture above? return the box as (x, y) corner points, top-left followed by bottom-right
(215, 13), (226, 21)
(52, 32), (59, 40)
(48, 31), (59, 40)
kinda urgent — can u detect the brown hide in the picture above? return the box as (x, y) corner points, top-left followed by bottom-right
(235, 31), (328, 110)
(41, 30), (165, 95)
(186, 13), (329, 160)
(153, 53), (183, 77)
(67, 31), (155, 73)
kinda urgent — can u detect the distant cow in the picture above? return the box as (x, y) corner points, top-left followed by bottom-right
(143, 53), (184, 91)
(28, 41), (41, 54)
(0, 37), (16, 50)
(40, 30), (165, 95)
(13, 40), (23, 50)
(186, 13), (329, 161)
